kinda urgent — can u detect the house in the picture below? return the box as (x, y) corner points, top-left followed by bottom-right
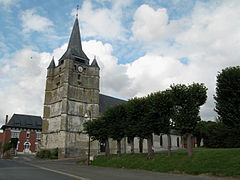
(0, 132), (3, 144)
(1, 114), (42, 154)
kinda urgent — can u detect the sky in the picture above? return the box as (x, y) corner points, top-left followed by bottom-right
(0, 0), (240, 127)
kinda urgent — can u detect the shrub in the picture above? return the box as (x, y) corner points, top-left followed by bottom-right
(36, 148), (58, 159)
(203, 122), (240, 148)
(50, 148), (58, 159)
(3, 142), (11, 152)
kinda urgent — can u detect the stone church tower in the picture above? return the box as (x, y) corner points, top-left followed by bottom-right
(41, 17), (100, 158)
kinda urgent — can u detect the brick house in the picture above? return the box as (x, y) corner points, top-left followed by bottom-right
(0, 132), (3, 144)
(1, 114), (42, 154)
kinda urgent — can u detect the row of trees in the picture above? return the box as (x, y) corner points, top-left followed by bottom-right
(194, 66), (240, 148)
(84, 83), (207, 158)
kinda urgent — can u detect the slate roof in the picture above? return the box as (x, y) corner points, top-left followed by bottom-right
(48, 57), (56, 69)
(59, 18), (89, 65)
(1, 114), (42, 130)
(99, 94), (127, 114)
(91, 58), (99, 68)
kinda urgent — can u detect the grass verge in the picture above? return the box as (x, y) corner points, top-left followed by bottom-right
(90, 148), (240, 178)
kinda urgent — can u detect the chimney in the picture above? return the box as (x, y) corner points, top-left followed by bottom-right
(5, 115), (8, 125)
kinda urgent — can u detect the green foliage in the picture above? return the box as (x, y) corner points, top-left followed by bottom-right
(3, 142), (11, 152)
(147, 90), (174, 135)
(203, 122), (240, 148)
(36, 148), (58, 159)
(171, 83), (207, 134)
(3, 138), (19, 152)
(105, 103), (127, 141)
(83, 116), (109, 142)
(91, 148), (240, 177)
(193, 121), (208, 147)
(126, 97), (147, 139)
(214, 66), (240, 129)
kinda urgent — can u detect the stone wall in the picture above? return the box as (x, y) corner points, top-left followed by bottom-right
(41, 58), (100, 158)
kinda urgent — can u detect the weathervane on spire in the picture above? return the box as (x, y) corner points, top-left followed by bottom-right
(76, 4), (79, 18)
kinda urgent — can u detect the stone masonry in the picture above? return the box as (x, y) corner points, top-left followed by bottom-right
(40, 17), (100, 158)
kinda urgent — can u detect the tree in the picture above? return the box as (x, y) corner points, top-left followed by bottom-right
(105, 104), (127, 157)
(126, 97), (145, 154)
(214, 66), (240, 132)
(193, 121), (208, 147)
(171, 83), (207, 157)
(83, 117), (110, 156)
(151, 90), (175, 157)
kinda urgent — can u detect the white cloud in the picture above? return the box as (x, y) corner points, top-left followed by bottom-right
(0, 47), (51, 126)
(129, 0), (240, 121)
(71, 0), (128, 40)
(20, 9), (54, 33)
(0, 0), (19, 6)
(1, 0), (240, 126)
(82, 40), (134, 98)
(131, 4), (183, 41)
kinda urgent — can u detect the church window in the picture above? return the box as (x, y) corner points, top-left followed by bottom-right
(78, 74), (80, 80)
(74, 65), (77, 70)
(160, 135), (163, 146)
(59, 67), (61, 72)
(151, 135), (153, 146)
(61, 60), (64, 64)
(177, 137), (180, 147)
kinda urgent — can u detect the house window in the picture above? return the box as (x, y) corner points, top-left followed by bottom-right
(26, 131), (30, 139)
(177, 137), (180, 147)
(11, 131), (20, 138)
(37, 132), (41, 140)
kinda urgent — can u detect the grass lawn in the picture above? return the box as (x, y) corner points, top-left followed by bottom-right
(90, 148), (240, 178)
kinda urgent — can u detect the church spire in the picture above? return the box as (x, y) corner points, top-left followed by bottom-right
(48, 56), (55, 69)
(59, 17), (89, 65)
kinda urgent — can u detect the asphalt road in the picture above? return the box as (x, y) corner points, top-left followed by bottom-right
(0, 159), (77, 180)
(0, 157), (235, 180)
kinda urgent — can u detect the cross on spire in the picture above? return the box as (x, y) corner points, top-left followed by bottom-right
(76, 5), (79, 18)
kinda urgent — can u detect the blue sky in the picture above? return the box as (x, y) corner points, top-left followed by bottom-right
(0, 0), (240, 126)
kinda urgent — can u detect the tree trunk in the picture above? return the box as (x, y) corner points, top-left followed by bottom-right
(139, 138), (143, 153)
(147, 137), (152, 159)
(167, 134), (171, 157)
(105, 139), (110, 157)
(130, 137), (134, 154)
(117, 140), (121, 157)
(187, 133), (193, 157)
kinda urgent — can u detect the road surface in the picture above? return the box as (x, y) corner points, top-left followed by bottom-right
(0, 156), (234, 180)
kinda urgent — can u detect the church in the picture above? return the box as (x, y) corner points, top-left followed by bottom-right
(40, 17), (183, 158)
(40, 17), (126, 158)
